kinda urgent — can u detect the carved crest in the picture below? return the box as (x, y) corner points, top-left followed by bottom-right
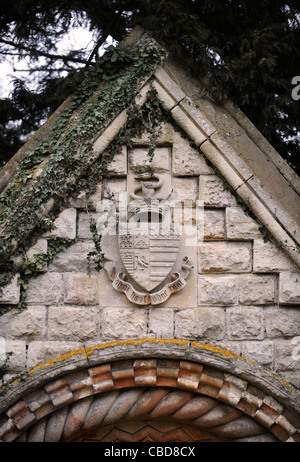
(101, 170), (193, 305)
(119, 226), (181, 292)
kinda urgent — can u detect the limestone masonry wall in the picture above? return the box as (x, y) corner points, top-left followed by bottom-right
(1, 124), (300, 389)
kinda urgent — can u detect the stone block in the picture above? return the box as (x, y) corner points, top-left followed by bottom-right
(27, 341), (83, 369)
(242, 341), (273, 368)
(26, 239), (48, 263)
(0, 274), (20, 305)
(3, 340), (26, 372)
(105, 145), (127, 176)
(265, 307), (300, 338)
(274, 339), (300, 372)
(98, 269), (133, 308)
(48, 306), (99, 341)
(174, 309), (198, 339)
(77, 212), (102, 239)
(43, 208), (76, 239)
(0, 306), (47, 340)
(148, 308), (174, 338)
(87, 183), (103, 211)
(175, 96), (216, 139)
(171, 104), (207, 146)
(175, 307), (225, 340)
(198, 242), (252, 273)
(92, 108), (128, 156)
(227, 307), (263, 340)
(101, 307), (148, 340)
(102, 178), (127, 207)
(198, 275), (238, 305)
(68, 183), (103, 211)
(170, 177), (198, 205)
(253, 239), (297, 273)
(63, 273), (98, 305)
(131, 122), (174, 145)
(172, 131), (213, 176)
(279, 272), (300, 305)
(67, 189), (88, 209)
(26, 272), (63, 305)
(203, 210), (225, 241)
(238, 274), (276, 305)
(48, 240), (96, 273)
(128, 146), (170, 172)
(226, 207), (261, 240)
(198, 308), (226, 340)
(199, 174), (236, 207)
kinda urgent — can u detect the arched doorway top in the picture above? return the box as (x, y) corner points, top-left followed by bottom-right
(1, 338), (300, 442)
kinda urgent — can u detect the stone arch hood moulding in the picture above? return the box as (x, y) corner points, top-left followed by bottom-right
(0, 27), (299, 270)
(1, 338), (300, 442)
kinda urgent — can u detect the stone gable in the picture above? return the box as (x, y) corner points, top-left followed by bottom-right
(0, 27), (299, 442)
(1, 122), (299, 390)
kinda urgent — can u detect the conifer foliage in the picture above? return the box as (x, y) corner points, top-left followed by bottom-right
(0, 0), (299, 174)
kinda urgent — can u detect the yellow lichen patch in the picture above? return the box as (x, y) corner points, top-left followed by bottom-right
(190, 341), (239, 358)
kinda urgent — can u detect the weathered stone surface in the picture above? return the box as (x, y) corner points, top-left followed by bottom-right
(170, 177), (198, 204)
(26, 273), (63, 305)
(27, 341), (83, 369)
(102, 178), (127, 206)
(172, 131), (213, 176)
(227, 307), (263, 340)
(199, 174), (236, 207)
(131, 122), (174, 145)
(198, 275), (238, 305)
(279, 272), (300, 305)
(226, 207), (261, 240)
(198, 308), (226, 340)
(105, 145), (127, 176)
(0, 274), (20, 305)
(238, 274), (276, 305)
(0, 306), (47, 340)
(101, 307), (148, 340)
(128, 146), (170, 172)
(26, 239), (48, 263)
(148, 308), (174, 338)
(265, 306), (300, 338)
(48, 240), (96, 273)
(77, 212), (102, 239)
(2, 340), (26, 372)
(175, 308), (225, 340)
(274, 339), (300, 372)
(198, 242), (252, 273)
(203, 210), (225, 241)
(253, 239), (297, 273)
(43, 208), (76, 239)
(171, 104), (207, 146)
(242, 341), (273, 368)
(63, 273), (99, 305)
(98, 270), (133, 308)
(48, 306), (99, 341)
(68, 183), (103, 211)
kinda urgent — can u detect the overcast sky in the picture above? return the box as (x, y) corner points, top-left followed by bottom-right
(0, 27), (114, 98)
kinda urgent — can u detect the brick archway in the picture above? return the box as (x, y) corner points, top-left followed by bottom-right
(1, 357), (300, 442)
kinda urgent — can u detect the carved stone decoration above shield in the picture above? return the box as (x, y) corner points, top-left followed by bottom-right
(101, 146), (194, 306)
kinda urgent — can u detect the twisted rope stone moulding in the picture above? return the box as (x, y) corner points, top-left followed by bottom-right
(0, 338), (300, 442)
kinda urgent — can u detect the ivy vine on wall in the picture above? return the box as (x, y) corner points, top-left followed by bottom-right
(0, 34), (167, 307)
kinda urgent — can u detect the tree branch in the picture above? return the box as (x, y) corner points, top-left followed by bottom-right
(0, 38), (88, 65)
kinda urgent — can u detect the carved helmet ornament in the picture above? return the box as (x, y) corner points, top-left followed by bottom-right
(101, 171), (193, 306)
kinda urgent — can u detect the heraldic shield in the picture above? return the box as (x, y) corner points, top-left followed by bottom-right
(118, 225), (181, 292)
(101, 171), (194, 306)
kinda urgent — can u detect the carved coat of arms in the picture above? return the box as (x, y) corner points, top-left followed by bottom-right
(101, 171), (193, 305)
